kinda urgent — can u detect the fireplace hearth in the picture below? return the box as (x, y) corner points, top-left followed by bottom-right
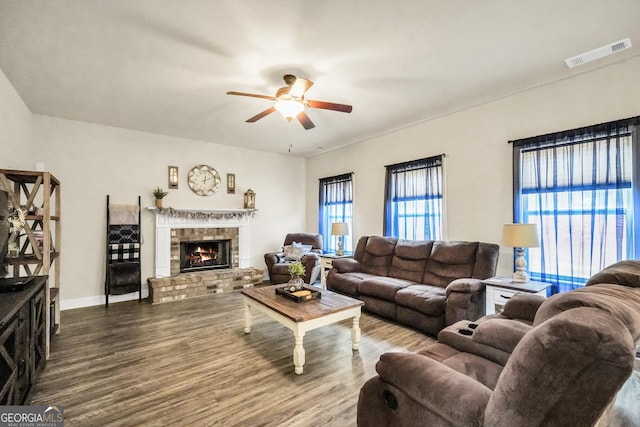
(180, 239), (231, 272)
(149, 208), (263, 304)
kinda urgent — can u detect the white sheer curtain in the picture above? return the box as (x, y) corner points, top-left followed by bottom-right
(513, 118), (638, 291)
(384, 155), (443, 240)
(319, 173), (353, 253)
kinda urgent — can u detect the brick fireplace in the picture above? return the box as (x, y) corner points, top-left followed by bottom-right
(171, 227), (238, 275)
(148, 208), (263, 304)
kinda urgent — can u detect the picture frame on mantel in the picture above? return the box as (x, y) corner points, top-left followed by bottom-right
(227, 173), (236, 194)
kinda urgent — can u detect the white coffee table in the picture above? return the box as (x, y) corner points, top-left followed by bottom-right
(241, 285), (364, 374)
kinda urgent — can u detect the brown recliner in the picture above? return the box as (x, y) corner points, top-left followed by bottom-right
(357, 260), (640, 427)
(264, 233), (323, 285)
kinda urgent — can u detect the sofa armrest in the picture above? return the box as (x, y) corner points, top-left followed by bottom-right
(375, 352), (491, 424)
(264, 252), (284, 268)
(473, 318), (531, 353)
(300, 253), (321, 284)
(331, 257), (362, 273)
(445, 278), (486, 325)
(501, 292), (546, 322)
(445, 278), (485, 296)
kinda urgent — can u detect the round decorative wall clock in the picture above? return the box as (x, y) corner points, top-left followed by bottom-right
(188, 164), (221, 196)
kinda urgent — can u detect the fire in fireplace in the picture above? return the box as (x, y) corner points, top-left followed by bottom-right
(180, 239), (231, 272)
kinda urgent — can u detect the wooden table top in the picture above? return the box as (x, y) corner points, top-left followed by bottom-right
(241, 285), (364, 322)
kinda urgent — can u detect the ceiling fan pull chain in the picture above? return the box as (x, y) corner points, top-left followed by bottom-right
(288, 120), (294, 153)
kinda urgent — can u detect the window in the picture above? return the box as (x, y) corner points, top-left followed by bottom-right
(513, 117), (640, 291)
(384, 155), (444, 240)
(319, 173), (353, 254)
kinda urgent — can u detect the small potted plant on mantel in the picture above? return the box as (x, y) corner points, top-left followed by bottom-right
(153, 187), (168, 208)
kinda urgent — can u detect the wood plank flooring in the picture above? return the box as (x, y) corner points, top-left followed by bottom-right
(29, 290), (433, 427)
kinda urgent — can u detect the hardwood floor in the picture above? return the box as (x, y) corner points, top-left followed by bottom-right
(30, 290), (433, 426)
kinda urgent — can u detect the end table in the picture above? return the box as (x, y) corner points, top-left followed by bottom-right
(481, 277), (552, 315)
(320, 253), (352, 289)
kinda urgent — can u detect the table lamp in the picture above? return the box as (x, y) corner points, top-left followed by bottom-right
(331, 222), (349, 256)
(502, 223), (540, 283)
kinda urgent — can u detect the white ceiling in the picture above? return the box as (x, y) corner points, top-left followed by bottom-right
(1, 1), (639, 156)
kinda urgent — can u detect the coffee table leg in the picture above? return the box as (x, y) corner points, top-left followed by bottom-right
(244, 301), (252, 334)
(293, 331), (306, 375)
(351, 314), (361, 351)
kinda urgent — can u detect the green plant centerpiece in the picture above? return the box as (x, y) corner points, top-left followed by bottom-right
(287, 261), (306, 290)
(153, 187), (168, 207)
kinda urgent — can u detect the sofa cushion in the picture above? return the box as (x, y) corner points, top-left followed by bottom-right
(395, 284), (446, 316)
(389, 239), (432, 283)
(360, 296), (397, 319)
(359, 276), (414, 301)
(423, 241), (478, 287)
(397, 306), (445, 335)
(326, 271), (378, 297)
(437, 351), (504, 390)
(283, 245), (303, 261)
(585, 260), (640, 288)
(486, 307), (636, 427)
(358, 276), (414, 302)
(361, 236), (397, 276)
(534, 283), (640, 339)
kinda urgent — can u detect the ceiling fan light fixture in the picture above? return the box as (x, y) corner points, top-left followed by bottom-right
(274, 99), (304, 120)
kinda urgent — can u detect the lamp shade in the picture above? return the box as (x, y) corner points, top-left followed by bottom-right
(274, 100), (304, 120)
(502, 224), (540, 248)
(331, 222), (349, 236)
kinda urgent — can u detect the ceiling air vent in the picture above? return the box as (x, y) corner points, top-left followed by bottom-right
(564, 38), (632, 68)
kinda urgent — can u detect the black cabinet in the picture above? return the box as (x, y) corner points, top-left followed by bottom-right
(0, 277), (47, 404)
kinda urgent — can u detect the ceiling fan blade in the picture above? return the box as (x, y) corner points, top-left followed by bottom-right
(306, 99), (353, 113)
(227, 91), (275, 100)
(296, 111), (315, 130)
(246, 107), (276, 122)
(289, 78), (314, 98)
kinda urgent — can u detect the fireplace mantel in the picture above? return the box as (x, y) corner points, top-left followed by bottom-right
(146, 206), (256, 220)
(148, 207), (255, 277)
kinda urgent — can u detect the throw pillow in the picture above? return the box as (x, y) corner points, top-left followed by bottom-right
(293, 241), (314, 253)
(284, 245), (304, 261)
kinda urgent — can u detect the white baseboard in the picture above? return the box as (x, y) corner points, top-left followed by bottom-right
(61, 288), (149, 310)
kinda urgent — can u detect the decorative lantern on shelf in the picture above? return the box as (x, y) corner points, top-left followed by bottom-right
(244, 189), (256, 209)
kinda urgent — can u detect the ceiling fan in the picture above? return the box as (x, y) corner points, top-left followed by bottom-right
(227, 74), (353, 130)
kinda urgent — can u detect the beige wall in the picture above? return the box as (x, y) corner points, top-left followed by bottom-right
(3, 55), (640, 308)
(0, 68), (32, 169)
(32, 115), (306, 309)
(305, 57), (640, 276)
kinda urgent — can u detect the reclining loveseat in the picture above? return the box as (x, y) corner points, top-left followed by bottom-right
(357, 260), (640, 426)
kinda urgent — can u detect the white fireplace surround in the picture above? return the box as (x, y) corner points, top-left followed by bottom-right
(151, 208), (253, 277)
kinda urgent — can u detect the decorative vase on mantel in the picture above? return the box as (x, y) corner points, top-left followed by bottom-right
(155, 198), (163, 208)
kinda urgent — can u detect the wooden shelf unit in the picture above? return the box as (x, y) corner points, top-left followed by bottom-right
(0, 169), (61, 359)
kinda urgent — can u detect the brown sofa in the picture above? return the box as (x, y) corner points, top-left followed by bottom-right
(264, 233), (322, 285)
(326, 236), (499, 335)
(357, 260), (640, 427)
